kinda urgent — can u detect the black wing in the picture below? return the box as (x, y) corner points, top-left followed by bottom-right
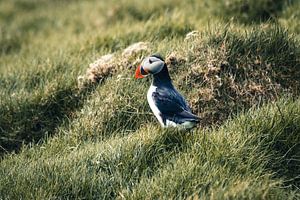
(152, 87), (200, 124)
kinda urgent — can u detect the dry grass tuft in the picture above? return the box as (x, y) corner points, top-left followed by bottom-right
(165, 51), (187, 69)
(122, 42), (150, 58)
(79, 42), (151, 86)
(184, 30), (200, 41)
(86, 54), (116, 83)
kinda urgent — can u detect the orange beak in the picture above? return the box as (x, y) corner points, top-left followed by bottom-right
(135, 65), (146, 79)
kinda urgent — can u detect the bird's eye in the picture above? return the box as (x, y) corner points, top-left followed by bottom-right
(149, 59), (153, 64)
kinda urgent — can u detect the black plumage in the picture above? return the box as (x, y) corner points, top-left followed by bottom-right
(152, 86), (200, 125)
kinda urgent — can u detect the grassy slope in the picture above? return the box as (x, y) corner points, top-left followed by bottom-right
(0, 0), (299, 199)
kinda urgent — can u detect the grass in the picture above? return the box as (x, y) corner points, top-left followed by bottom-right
(0, 0), (299, 199)
(207, 0), (293, 23)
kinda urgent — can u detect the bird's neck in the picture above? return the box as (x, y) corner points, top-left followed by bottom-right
(152, 65), (173, 87)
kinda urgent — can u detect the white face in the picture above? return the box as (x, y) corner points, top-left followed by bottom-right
(142, 56), (165, 75)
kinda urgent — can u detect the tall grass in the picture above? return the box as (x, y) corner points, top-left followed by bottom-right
(1, 97), (299, 199)
(0, 0), (299, 199)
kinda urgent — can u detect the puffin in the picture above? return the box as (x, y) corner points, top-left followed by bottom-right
(135, 54), (200, 129)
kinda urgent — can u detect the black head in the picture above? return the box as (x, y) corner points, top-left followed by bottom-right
(135, 54), (172, 86)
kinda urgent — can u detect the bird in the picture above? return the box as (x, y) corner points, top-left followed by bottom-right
(135, 54), (200, 129)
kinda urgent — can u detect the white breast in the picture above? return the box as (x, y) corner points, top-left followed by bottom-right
(147, 85), (165, 127)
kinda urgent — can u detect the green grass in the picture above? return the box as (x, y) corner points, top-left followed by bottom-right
(0, 0), (299, 199)
(207, 0), (293, 23)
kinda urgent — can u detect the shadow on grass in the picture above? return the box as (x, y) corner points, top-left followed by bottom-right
(210, 0), (293, 24)
(0, 83), (97, 157)
(266, 117), (300, 188)
(247, 102), (300, 189)
(0, 30), (22, 55)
